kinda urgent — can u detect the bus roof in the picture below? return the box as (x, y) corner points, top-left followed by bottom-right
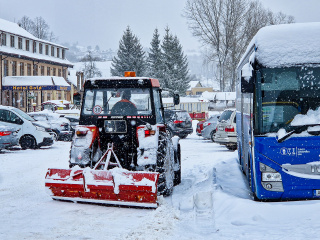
(241, 22), (320, 68)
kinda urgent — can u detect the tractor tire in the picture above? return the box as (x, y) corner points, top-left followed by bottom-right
(174, 143), (181, 186)
(156, 132), (174, 196)
(20, 135), (37, 150)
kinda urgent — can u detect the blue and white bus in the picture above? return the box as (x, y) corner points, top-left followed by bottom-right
(237, 22), (320, 200)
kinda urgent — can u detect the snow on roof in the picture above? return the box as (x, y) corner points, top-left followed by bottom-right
(43, 100), (71, 105)
(201, 91), (236, 101)
(188, 81), (201, 90)
(243, 22), (320, 68)
(0, 18), (73, 67)
(2, 76), (70, 87)
(0, 18), (66, 48)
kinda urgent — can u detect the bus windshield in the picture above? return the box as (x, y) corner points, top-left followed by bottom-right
(256, 66), (320, 134)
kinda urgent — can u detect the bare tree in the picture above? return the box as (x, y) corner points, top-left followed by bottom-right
(81, 51), (102, 79)
(184, 0), (295, 91)
(18, 16), (56, 41)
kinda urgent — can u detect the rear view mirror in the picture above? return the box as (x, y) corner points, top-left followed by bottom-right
(241, 63), (254, 93)
(173, 93), (180, 105)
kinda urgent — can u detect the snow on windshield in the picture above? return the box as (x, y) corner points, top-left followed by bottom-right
(291, 108), (320, 126)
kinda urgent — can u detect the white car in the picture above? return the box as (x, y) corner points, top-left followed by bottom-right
(214, 108), (237, 150)
(28, 110), (73, 141)
(0, 106), (54, 149)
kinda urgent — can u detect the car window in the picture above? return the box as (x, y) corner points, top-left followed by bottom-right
(0, 109), (22, 124)
(219, 110), (233, 121)
(176, 111), (191, 120)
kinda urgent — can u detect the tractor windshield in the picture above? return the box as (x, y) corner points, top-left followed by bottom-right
(82, 88), (152, 116)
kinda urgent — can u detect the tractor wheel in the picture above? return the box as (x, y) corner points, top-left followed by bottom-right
(20, 135), (37, 150)
(156, 132), (174, 196)
(174, 143), (181, 186)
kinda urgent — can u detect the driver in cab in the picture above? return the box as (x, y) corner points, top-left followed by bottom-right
(111, 90), (138, 115)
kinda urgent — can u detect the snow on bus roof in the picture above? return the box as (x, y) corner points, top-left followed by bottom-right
(242, 22), (320, 68)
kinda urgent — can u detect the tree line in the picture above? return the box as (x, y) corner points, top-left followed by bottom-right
(111, 26), (190, 96)
(184, 0), (295, 91)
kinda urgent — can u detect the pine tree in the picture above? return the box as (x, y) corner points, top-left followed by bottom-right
(147, 28), (164, 81)
(161, 27), (190, 95)
(111, 26), (146, 77)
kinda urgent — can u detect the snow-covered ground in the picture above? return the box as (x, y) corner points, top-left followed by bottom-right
(1, 121), (319, 239)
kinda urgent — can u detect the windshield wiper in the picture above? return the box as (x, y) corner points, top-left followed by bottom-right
(277, 124), (320, 143)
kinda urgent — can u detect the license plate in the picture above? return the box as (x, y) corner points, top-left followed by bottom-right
(219, 126), (224, 131)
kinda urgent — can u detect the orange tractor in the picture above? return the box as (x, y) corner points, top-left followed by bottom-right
(45, 72), (181, 208)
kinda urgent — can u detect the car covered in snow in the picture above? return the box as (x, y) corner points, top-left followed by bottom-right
(0, 106), (54, 149)
(214, 108), (237, 150)
(28, 110), (73, 141)
(201, 114), (220, 141)
(164, 109), (193, 139)
(0, 125), (19, 150)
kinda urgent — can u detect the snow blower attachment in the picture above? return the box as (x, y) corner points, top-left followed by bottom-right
(45, 143), (159, 208)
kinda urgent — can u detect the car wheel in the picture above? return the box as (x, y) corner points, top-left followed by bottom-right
(20, 135), (37, 150)
(210, 130), (216, 142)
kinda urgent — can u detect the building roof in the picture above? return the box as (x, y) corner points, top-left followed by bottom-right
(0, 18), (73, 67)
(187, 80), (201, 90)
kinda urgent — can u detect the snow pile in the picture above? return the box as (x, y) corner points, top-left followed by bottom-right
(244, 22), (320, 67)
(241, 63), (253, 81)
(291, 108), (320, 126)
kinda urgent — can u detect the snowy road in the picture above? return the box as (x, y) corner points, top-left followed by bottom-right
(1, 122), (320, 240)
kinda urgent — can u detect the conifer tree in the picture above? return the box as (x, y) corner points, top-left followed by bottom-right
(111, 26), (146, 77)
(147, 28), (164, 81)
(161, 27), (190, 95)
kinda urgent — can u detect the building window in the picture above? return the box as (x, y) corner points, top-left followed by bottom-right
(58, 69), (61, 77)
(1, 33), (6, 46)
(33, 41), (37, 53)
(19, 63), (24, 76)
(3, 60), (8, 77)
(39, 43), (43, 54)
(51, 46), (54, 56)
(13, 92), (19, 107)
(62, 49), (65, 59)
(41, 66), (45, 76)
(47, 92), (51, 101)
(47, 67), (50, 76)
(57, 48), (60, 58)
(53, 68), (56, 76)
(58, 92), (62, 100)
(18, 37), (22, 49)
(10, 35), (15, 47)
(45, 45), (49, 55)
(19, 92), (25, 107)
(27, 63), (31, 76)
(11, 61), (17, 77)
(63, 69), (66, 79)
(26, 39), (30, 51)
(33, 64), (38, 76)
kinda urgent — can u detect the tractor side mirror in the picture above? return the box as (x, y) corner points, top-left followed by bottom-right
(173, 93), (180, 105)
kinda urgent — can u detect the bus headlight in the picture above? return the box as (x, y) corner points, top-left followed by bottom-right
(262, 172), (282, 182)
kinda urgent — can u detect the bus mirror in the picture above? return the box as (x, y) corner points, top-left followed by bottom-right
(241, 75), (254, 93)
(173, 93), (180, 105)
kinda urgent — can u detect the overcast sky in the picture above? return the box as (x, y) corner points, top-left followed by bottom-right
(0, 0), (320, 53)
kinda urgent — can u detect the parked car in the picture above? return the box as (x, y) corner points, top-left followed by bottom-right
(164, 109), (193, 139)
(60, 115), (79, 137)
(214, 108), (237, 150)
(196, 119), (206, 136)
(28, 110), (73, 141)
(0, 106), (54, 149)
(201, 114), (220, 141)
(0, 125), (19, 151)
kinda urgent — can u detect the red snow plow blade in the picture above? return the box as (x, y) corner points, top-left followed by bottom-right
(45, 144), (159, 208)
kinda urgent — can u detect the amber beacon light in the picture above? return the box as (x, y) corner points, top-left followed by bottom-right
(124, 71), (136, 77)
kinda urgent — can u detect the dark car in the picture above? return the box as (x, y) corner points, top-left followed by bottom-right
(164, 109), (193, 139)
